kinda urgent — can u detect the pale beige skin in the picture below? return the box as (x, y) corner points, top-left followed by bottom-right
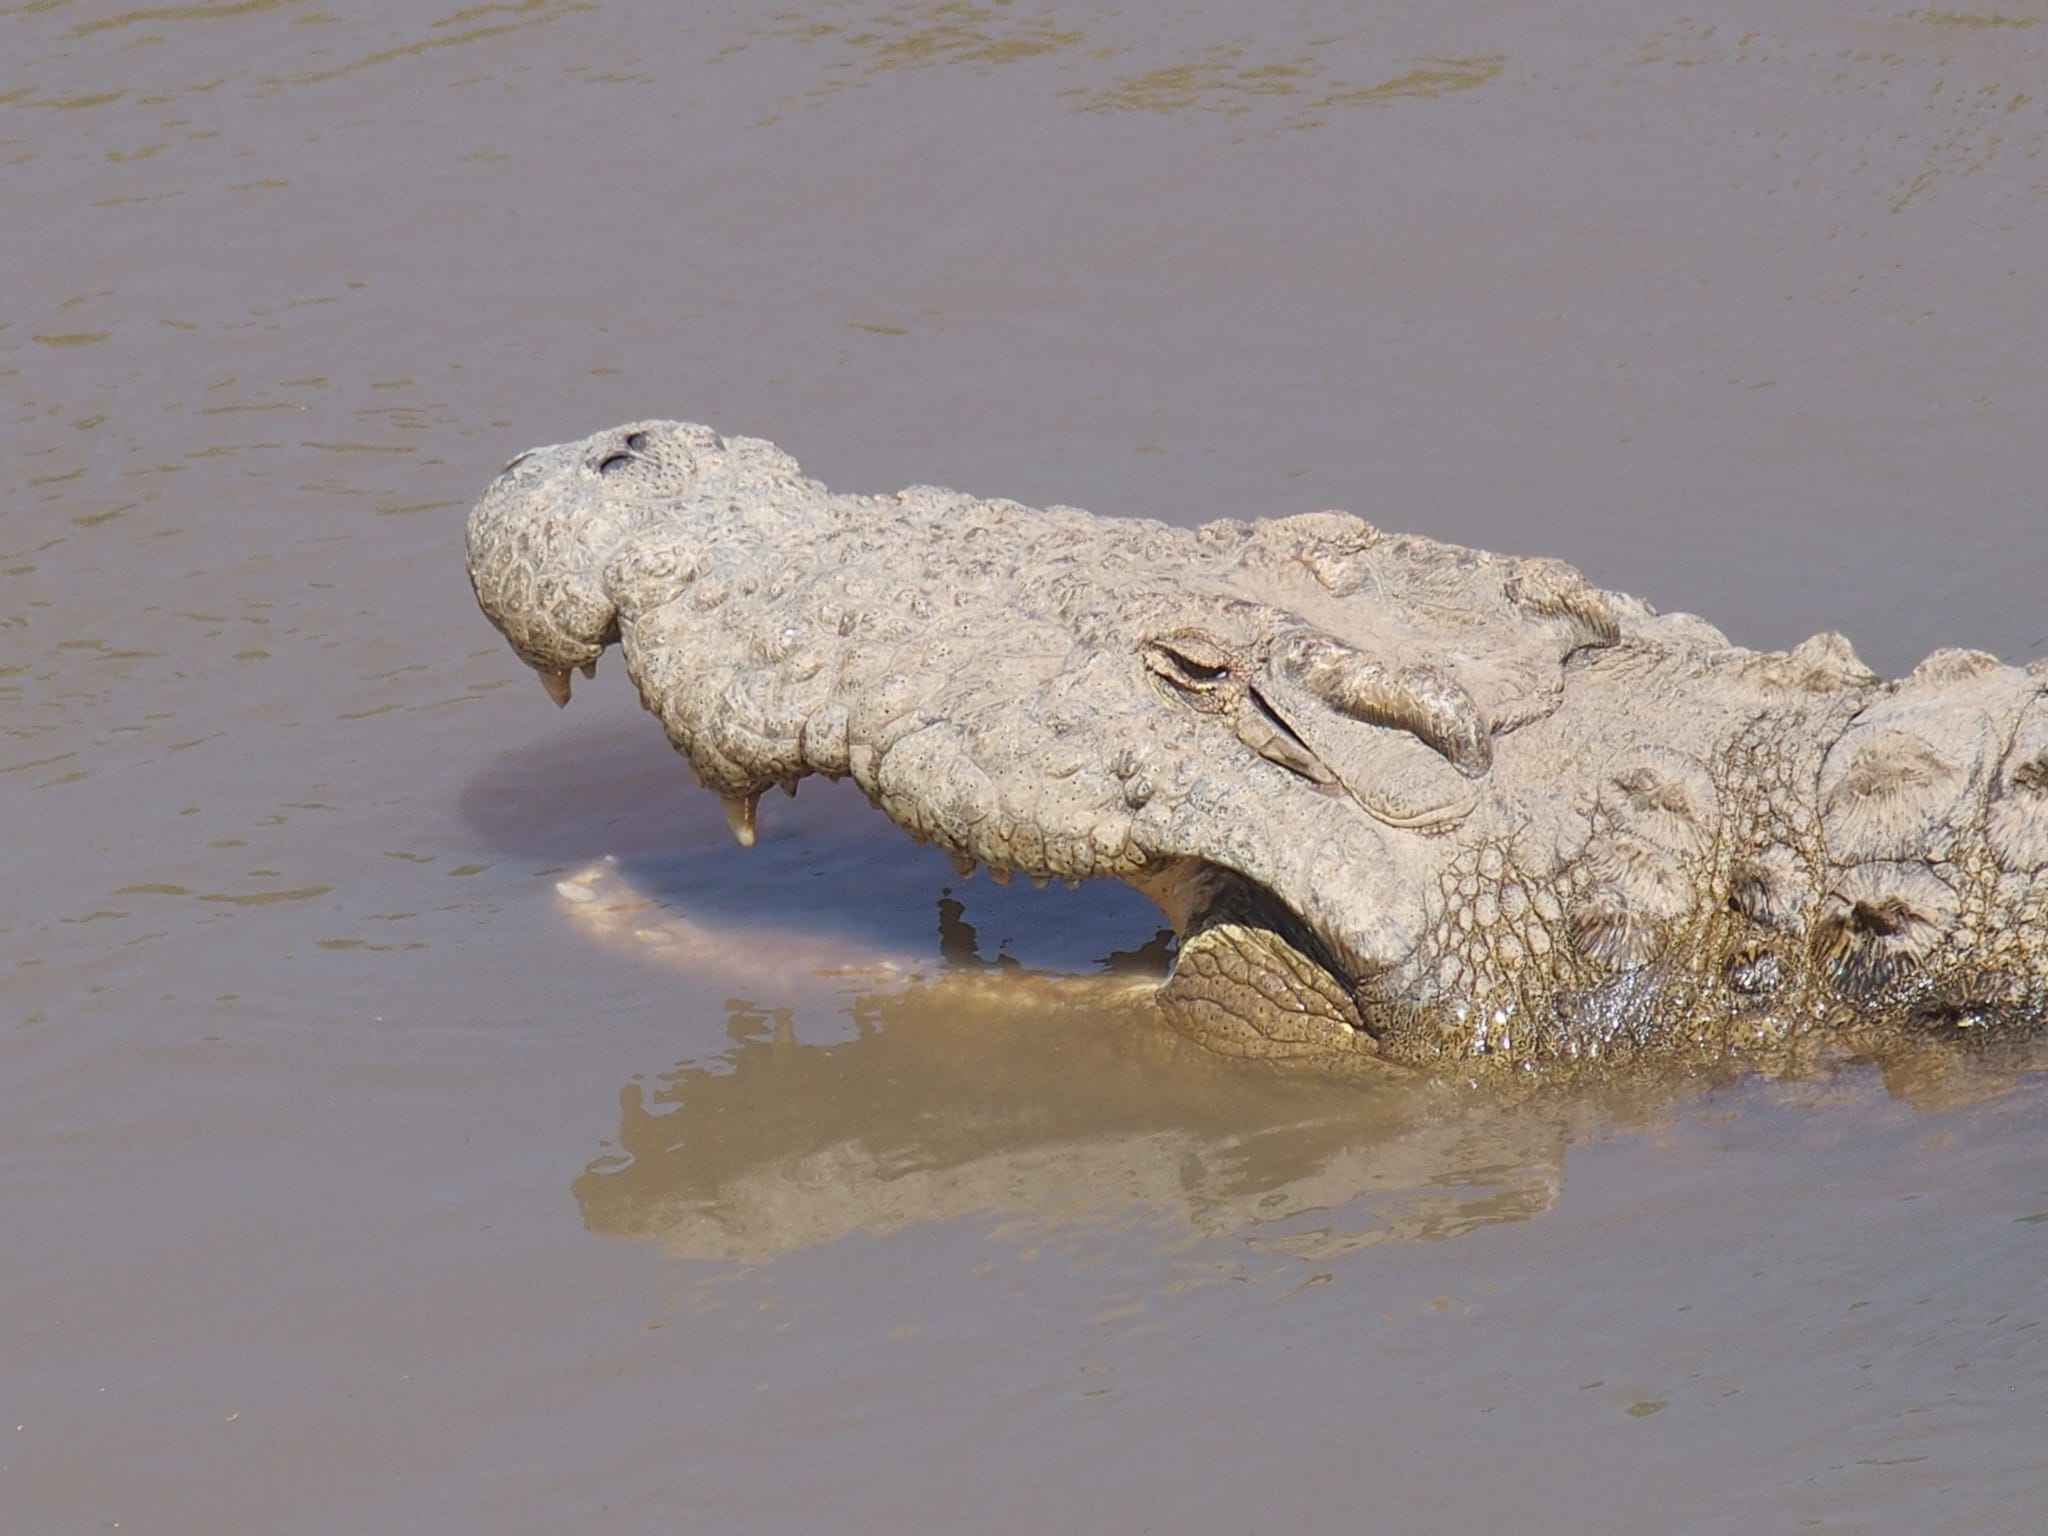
(465, 420), (2048, 1076)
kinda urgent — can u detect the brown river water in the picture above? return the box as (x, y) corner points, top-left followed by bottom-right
(6, 2), (2048, 1531)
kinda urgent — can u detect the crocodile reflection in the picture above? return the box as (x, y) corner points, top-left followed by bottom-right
(573, 981), (1574, 1265)
(545, 784), (2040, 1264)
(571, 984), (2038, 1264)
(530, 786), (1578, 1261)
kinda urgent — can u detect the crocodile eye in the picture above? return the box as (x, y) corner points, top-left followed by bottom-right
(596, 451), (634, 477)
(624, 431), (647, 451)
(1166, 652), (1229, 684)
(1143, 631), (1235, 691)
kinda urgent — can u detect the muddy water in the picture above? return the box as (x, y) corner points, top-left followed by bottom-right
(5, 1), (2047, 1530)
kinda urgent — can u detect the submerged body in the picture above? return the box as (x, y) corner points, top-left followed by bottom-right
(466, 421), (2048, 1074)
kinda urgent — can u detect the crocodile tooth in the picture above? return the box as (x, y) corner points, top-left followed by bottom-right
(537, 667), (573, 707)
(722, 792), (761, 848)
(1030, 874), (1049, 891)
(579, 659), (597, 680)
(778, 777), (799, 798)
(950, 852), (976, 878)
(990, 868), (1012, 886)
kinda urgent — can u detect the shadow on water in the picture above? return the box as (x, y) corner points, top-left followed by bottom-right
(463, 724), (2048, 1267)
(458, 715), (1175, 972)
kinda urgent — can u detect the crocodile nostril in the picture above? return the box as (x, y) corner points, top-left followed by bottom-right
(625, 431), (647, 451)
(596, 451), (634, 476)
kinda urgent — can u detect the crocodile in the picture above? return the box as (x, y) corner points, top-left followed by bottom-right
(465, 419), (2048, 1076)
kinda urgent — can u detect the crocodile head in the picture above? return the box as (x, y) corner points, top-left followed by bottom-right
(469, 421), (2048, 1075)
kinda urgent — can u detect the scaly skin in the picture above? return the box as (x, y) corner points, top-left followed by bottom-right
(466, 420), (2048, 1076)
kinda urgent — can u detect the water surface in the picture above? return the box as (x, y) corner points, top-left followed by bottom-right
(5, 1), (2046, 1531)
